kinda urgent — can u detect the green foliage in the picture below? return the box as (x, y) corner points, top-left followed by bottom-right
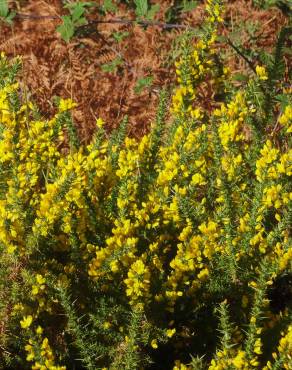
(57, 1), (95, 42)
(102, 0), (118, 13)
(134, 75), (153, 94)
(180, 0), (198, 12)
(108, 115), (128, 168)
(101, 56), (124, 73)
(165, 0), (198, 23)
(134, 0), (160, 20)
(112, 30), (130, 43)
(253, 0), (291, 13)
(0, 0), (15, 25)
(0, 0), (9, 18)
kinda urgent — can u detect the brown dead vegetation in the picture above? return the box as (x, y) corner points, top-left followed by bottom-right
(0, 0), (288, 141)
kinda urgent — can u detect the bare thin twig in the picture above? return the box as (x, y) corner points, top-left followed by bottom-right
(15, 13), (59, 20)
(225, 36), (256, 73)
(14, 12), (194, 30)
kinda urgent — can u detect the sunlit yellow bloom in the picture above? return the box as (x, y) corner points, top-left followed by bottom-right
(20, 315), (33, 329)
(58, 98), (77, 112)
(256, 65), (268, 80)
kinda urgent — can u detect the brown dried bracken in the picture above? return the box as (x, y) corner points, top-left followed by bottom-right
(0, 0), (287, 142)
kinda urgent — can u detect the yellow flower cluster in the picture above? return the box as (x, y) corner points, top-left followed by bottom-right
(216, 91), (248, 149)
(173, 360), (191, 370)
(25, 336), (66, 370)
(58, 98), (77, 113)
(255, 65), (268, 81)
(162, 220), (222, 308)
(208, 349), (250, 370)
(124, 259), (151, 308)
(279, 104), (292, 133)
(206, 0), (224, 23)
(263, 325), (292, 370)
(172, 0), (225, 116)
(255, 139), (292, 182)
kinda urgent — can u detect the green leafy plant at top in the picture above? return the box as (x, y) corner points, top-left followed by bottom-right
(134, 75), (153, 94)
(180, 0), (198, 12)
(112, 31), (130, 43)
(134, 0), (160, 20)
(101, 0), (118, 14)
(0, 0), (15, 25)
(101, 56), (124, 73)
(57, 1), (95, 42)
(252, 0), (291, 14)
(165, 0), (198, 23)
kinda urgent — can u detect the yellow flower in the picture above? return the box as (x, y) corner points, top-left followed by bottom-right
(197, 268), (209, 280)
(96, 118), (104, 128)
(36, 326), (43, 335)
(248, 281), (257, 289)
(254, 338), (262, 354)
(26, 352), (35, 361)
(151, 339), (158, 349)
(256, 65), (268, 80)
(250, 357), (259, 367)
(167, 328), (176, 338)
(36, 274), (46, 285)
(58, 98), (77, 113)
(20, 315), (33, 329)
(232, 350), (246, 369)
(173, 360), (189, 370)
(103, 321), (111, 329)
(191, 172), (206, 186)
(279, 105), (292, 133)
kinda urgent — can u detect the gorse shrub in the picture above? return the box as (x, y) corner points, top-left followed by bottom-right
(0, 1), (291, 369)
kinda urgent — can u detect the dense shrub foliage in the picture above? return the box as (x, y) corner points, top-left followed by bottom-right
(0, 1), (291, 369)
